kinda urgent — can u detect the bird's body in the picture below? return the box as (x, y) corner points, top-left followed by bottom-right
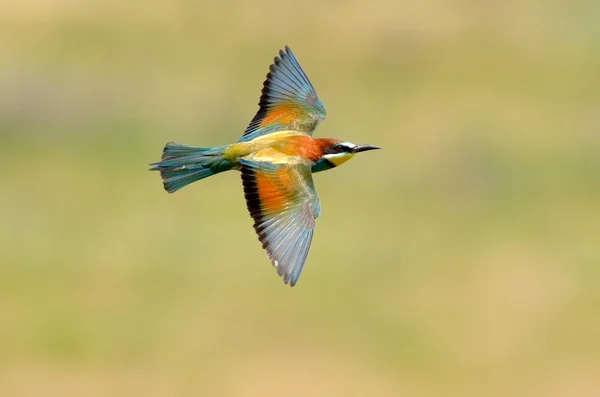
(227, 131), (331, 163)
(151, 46), (379, 286)
(226, 131), (352, 168)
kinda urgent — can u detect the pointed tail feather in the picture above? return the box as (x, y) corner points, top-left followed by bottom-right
(150, 142), (232, 193)
(158, 167), (216, 193)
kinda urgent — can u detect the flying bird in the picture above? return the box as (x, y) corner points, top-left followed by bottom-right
(150, 46), (379, 286)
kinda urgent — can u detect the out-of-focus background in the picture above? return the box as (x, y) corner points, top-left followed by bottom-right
(1, 1), (599, 396)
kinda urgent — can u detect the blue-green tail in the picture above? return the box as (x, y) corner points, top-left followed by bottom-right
(150, 142), (232, 193)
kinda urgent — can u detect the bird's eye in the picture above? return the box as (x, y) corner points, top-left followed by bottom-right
(325, 145), (342, 154)
(325, 144), (352, 155)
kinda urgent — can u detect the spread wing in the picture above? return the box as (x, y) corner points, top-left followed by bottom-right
(238, 46), (327, 143)
(239, 156), (322, 286)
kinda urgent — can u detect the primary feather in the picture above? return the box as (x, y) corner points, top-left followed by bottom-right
(239, 157), (321, 286)
(239, 46), (327, 142)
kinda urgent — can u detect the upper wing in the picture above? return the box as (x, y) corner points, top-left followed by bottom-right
(238, 46), (327, 143)
(239, 156), (321, 286)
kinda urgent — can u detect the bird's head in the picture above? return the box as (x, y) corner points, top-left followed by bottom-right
(312, 141), (380, 173)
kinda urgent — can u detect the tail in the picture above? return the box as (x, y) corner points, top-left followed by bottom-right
(149, 142), (232, 193)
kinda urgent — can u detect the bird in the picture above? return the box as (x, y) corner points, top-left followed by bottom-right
(150, 46), (379, 286)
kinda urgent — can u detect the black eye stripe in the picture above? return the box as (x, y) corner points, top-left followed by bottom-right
(328, 145), (345, 154)
(325, 143), (356, 155)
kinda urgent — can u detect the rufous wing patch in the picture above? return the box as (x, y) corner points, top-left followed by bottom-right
(239, 159), (321, 286)
(260, 106), (298, 127)
(240, 46), (327, 142)
(254, 171), (289, 213)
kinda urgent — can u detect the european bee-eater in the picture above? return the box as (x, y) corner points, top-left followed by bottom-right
(150, 46), (379, 286)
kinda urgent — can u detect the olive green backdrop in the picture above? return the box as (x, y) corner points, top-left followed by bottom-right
(1, 1), (599, 396)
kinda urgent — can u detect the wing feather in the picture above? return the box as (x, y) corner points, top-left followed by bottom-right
(240, 157), (320, 286)
(239, 46), (326, 142)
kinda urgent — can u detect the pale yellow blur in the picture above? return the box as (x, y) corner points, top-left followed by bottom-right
(1, 1), (599, 397)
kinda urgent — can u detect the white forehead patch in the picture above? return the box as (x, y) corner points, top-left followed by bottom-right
(339, 142), (357, 150)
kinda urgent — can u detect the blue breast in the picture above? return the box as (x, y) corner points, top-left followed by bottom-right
(311, 158), (336, 173)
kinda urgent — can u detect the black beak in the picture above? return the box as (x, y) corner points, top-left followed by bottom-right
(353, 144), (381, 153)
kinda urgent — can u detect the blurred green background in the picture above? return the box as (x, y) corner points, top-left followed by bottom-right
(1, 1), (599, 396)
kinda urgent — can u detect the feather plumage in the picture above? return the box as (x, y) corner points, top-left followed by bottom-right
(240, 157), (321, 286)
(150, 46), (379, 287)
(239, 46), (326, 142)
